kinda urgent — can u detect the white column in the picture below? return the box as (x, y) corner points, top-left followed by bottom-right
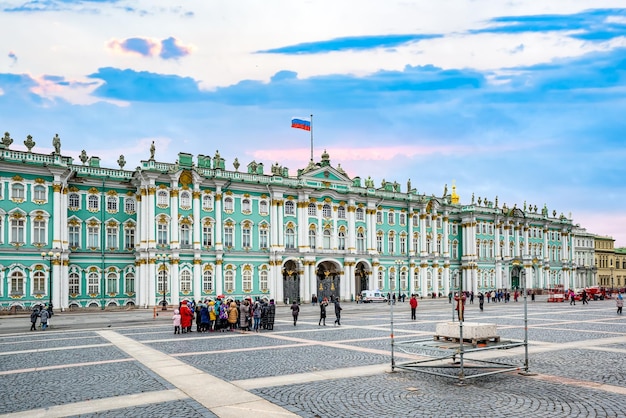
(277, 199), (284, 247)
(193, 259), (201, 302)
(170, 257), (180, 307)
(193, 190), (201, 250)
(215, 258), (223, 297)
(348, 201), (356, 253)
(214, 188), (223, 251)
(442, 214), (449, 258)
(420, 214), (427, 257)
(316, 203), (323, 249)
(170, 188), (179, 249)
(270, 198), (278, 250)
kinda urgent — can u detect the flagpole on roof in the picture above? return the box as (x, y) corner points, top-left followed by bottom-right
(310, 114), (314, 162)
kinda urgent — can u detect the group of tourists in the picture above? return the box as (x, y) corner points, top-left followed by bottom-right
(29, 304), (52, 331)
(172, 297), (276, 334)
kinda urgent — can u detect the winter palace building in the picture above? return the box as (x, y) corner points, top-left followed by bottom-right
(0, 133), (600, 311)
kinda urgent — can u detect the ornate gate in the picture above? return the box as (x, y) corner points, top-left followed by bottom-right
(355, 262), (370, 296)
(282, 260), (300, 304)
(316, 261), (341, 301)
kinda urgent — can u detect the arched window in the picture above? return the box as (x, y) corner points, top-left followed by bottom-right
(11, 183), (24, 200)
(224, 197), (234, 212)
(69, 193), (80, 210)
(323, 229), (331, 249)
(88, 272), (100, 294)
(124, 198), (136, 214)
(322, 204), (331, 218)
(243, 269), (252, 291)
(202, 194), (213, 211)
(33, 185), (47, 201)
(399, 213), (406, 226)
(260, 270), (269, 291)
(69, 272), (80, 295)
(308, 203), (317, 216)
(259, 200), (268, 215)
(106, 272), (117, 293)
(88, 195), (99, 211)
(224, 270), (234, 292)
(337, 205), (346, 219)
(338, 230), (346, 251)
(180, 191), (191, 209)
(309, 229), (316, 249)
(285, 201), (295, 215)
(158, 269), (168, 293)
(180, 270), (192, 292)
(388, 233), (395, 254)
(376, 211), (383, 224)
(285, 228), (295, 249)
(356, 207), (364, 221)
(180, 223), (191, 247)
(378, 270), (384, 290)
(125, 272), (135, 294)
(157, 190), (168, 207)
(242, 198), (251, 213)
(10, 271), (24, 295)
(203, 269), (213, 293)
(356, 230), (365, 252)
(107, 196), (118, 212)
(33, 270), (45, 294)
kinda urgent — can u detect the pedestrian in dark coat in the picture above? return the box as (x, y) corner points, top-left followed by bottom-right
(40, 308), (50, 330)
(266, 299), (276, 330)
(290, 301), (300, 326)
(334, 299), (342, 326)
(478, 292), (484, 311)
(30, 307), (40, 331)
(319, 299), (327, 326)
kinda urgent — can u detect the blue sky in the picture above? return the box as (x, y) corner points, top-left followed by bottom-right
(1, 0), (626, 246)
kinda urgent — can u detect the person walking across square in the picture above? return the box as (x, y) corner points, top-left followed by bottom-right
(409, 295), (418, 320)
(334, 299), (342, 326)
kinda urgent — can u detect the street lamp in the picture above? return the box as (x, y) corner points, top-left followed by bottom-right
(390, 259), (403, 372)
(41, 251), (61, 312)
(395, 260), (403, 301)
(156, 254), (170, 310)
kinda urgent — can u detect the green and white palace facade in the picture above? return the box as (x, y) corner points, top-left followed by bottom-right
(0, 134), (586, 311)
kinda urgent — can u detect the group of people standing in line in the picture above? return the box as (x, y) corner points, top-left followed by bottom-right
(172, 297), (276, 334)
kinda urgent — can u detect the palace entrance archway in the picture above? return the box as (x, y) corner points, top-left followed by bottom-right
(282, 259), (300, 304)
(316, 261), (341, 301)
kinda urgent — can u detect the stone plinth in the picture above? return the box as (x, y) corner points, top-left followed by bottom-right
(435, 322), (498, 342)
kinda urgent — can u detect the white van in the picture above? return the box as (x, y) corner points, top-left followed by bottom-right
(361, 290), (387, 303)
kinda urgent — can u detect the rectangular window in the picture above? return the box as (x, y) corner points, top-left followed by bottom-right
(376, 235), (382, 252)
(242, 227), (251, 248)
(88, 225), (99, 248)
(107, 226), (118, 249)
(11, 219), (25, 244)
(203, 225), (212, 247)
(107, 275), (117, 293)
(69, 275), (80, 294)
(69, 225), (80, 247)
(224, 226), (233, 247)
(33, 220), (46, 245)
(259, 229), (268, 249)
(157, 224), (168, 245)
(88, 276), (99, 294)
(125, 227), (135, 249)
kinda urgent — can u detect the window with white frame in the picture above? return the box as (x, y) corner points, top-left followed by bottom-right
(180, 270), (192, 292)
(242, 198), (251, 214)
(413, 215), (419, 227)
(125, 272), (135, 294)
(413, 270), (420, 294)
(224, 270), (234, 292)
(285, 228), (295, 249)
(10, 271), (24, 295)
(203, 269), (213, 292)
(107, 272), (117, 293)
(387, 212), (394, 225)
(243, 269), (252, 291)
(107, 224), (118, 249)
(124, 197), (136, 214)
(452, 240), (458, 259)
(157, 223), (168, 246)
(377, 270), (384, 290)
(356, 207), (364, 221)
(69, 272), (80, 294)
(322, 204), (331, 218)
(11, 217), (25, 244)
(437, 217), (442, 229)
(180, 223), (191, 247)
(202, 194), (213, 211)
(124, 225), (135, 249)
(259, 228), (268, 249)
(426, 217), (431, 228)
(376, 234), (383, 252)
(203, 224), (213, 247)
(308, 203), (317, 216)
(157, 190), (169, 207)
(337, 205), (346, 219)
(338, 230), (346, 250)
(107, 196), (118, 212)
(309, 229), (316, 249)
(224, 226), (234, 247)
(426, 236), (432, 253)
(33, 185), (46, 202)
(88, 195), (99, 211)
(33, 219), (46, 245)
(260, 270), (268, 291)
(388, 233), (395, 254)
(401, 270), (407, 291)
(11, 183), (24, 200)
(69, 193), (80, 210)
(323, 229), (331, 249)
(399, 213), (406, 226)
(224, 197), (234, 212)
(69, 224), (80, 247)
(33, 270), (45, 294)
(259, 200), (268, 215)
(285, 200), (295, 215)
(400, 235), (406, 254)
(88, 272), (99, 294)
(242, 225), (251, 248)
(413, 233), (419, 253)
(180, 191), (191, 209)
(356, 230), (365, 252)
(88, 224), (100, 248)
(376, 211), (382, 224)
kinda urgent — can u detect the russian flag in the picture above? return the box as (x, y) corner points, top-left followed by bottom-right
(291, 117), (311, 131)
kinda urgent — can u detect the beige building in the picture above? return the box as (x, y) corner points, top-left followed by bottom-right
(615, 248), (626, 290)
(594, 236), (615, 289)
